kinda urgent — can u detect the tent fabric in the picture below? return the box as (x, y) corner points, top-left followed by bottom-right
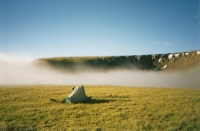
(62, 85), (89, 104)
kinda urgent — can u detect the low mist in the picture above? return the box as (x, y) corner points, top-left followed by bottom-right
(0, 53), (199, 88)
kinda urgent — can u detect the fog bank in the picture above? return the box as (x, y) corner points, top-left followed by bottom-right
(0, 53), (199, 88)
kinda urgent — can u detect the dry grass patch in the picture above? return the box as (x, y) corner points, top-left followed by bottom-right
(0, 85), (199, 131)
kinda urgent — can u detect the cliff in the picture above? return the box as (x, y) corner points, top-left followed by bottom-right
(36, 50), (200, 72)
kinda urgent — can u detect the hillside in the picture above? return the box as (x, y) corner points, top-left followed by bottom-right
(36, 50), (200, 72)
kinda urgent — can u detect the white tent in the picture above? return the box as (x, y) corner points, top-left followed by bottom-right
(62, 85), (89, 104)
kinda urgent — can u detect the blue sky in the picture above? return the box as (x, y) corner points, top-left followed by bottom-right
(0, 0), (199, 58)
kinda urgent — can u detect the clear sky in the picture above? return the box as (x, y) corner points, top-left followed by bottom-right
(0, 0), (199, 58)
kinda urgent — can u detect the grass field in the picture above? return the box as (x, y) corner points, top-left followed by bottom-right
(0, 85), (199, 131)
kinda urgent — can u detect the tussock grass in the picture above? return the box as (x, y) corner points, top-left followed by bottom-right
(0, 85), (199, 131)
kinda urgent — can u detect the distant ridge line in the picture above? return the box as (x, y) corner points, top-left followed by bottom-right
(36, 50), (200, 71)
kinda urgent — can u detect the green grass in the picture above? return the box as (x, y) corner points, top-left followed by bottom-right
(0, 85), (200, 131)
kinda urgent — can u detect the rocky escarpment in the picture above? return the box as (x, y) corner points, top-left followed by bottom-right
(36, 50), (200, 72)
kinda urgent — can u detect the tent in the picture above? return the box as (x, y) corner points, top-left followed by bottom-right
(62, 85), (90, 104)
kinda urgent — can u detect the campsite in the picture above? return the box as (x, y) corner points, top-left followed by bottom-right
(1, 0), (200, 130)
(0, 85), (200, 130)
(0, 50), (200, 130)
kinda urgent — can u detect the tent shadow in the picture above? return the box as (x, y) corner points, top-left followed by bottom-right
(49, 99), (62, 103)
(86, 98), (116, 104)
(49, 98), (115, 104)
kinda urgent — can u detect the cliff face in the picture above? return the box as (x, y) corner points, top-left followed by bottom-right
(36, 50), (200, 72)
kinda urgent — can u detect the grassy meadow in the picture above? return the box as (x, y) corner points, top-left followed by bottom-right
(0, 85), (199, 131)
